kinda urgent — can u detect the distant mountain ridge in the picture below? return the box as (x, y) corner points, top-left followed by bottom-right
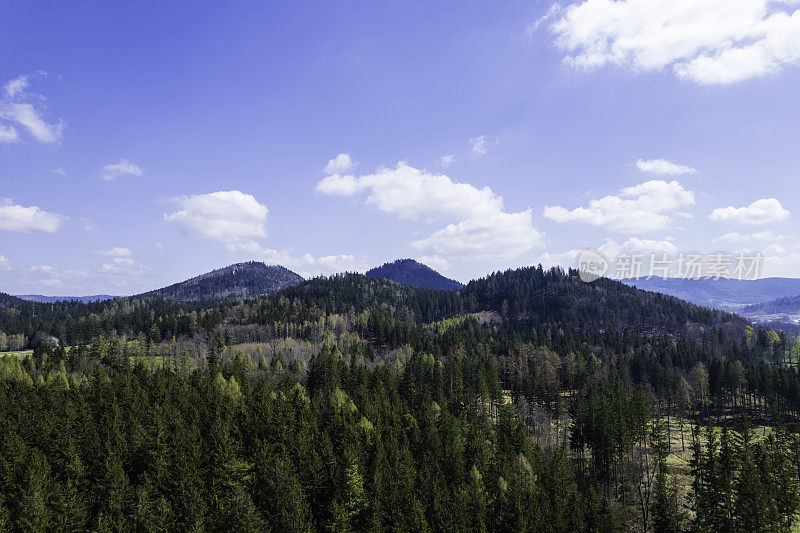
(366, 259), (463, 290)
(16, 294), (116, 304)
(745, 294), (800, 314)
(621, 277), (800, 311)
(142, 262), (304, 301)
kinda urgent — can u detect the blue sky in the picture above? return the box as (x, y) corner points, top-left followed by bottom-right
(2, 0), (800, 294)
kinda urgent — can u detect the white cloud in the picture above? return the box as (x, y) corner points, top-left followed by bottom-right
(419, 255), (451, 271)
(615, 237), (678, 254)
(30, 265), (87, 277)
(317, 162), (503, 222)
(40, 278), (63, 288)
(469, 135), (495, 156)
(0, 199), (67, 233)
(324, 153), (355, 174)
(762, 246), (800, 277)
(316, 254), (370, 273)
(0, 255), (10, 271)
(0, 74), (64, 143)
(636, 158), (697, 176)
(165, 190), (268, 247)
(317, 160), (542, 261)
(0, 124), (18, 142)
(3, 103), (64, 143)
(53, 167), (66, 176)
(95, 247), (132, 257)
(102, 159), (143, 181)
(165, 190), (338, 273)
(316, 173), (362, 196)
(97, 257), (149, 275)
(537, 237), (678, 275)
(709, 198), (790, 224)
(544, 179), (695, 233)
(550, 0), (800, 84)
(410, 210), (543, 261)
(4, 76), (28, 98)
(527, 4), (562, 37)
(713, 230), (780, 244)
(228, 241), (313, 271)
(440, 154), (455, 167)
(79, 217), (97, 232)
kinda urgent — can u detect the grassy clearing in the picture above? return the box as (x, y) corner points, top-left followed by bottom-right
(0, 350), (33, 358)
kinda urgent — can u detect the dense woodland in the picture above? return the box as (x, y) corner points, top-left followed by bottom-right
(1, 266), (800, 531)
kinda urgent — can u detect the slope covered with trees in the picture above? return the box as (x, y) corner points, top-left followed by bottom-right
(143, 261), (304, 300)
(1, 265), (799, 531)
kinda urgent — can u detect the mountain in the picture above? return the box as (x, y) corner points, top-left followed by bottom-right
(620, 277), (800, 311)
(16, 294), (115, 304)
(142, 261), (304, 301)
(741, 294), (800, 326)
(365, 259), (464, 290)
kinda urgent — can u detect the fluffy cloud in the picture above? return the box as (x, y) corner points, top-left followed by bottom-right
(418, 255), (451, 271)
(324, 153), (355, 174)
(709, 198), (790, 224)
(317, 162), (503, 221)
(28, 265), (89, 288)
(544, 180), (695, 233)
(636, 158), (697, 176)
(0, 255), (10, 271)
(0, 75), (64, 143)
(228, 241), (365, 276)
(410, 211), (542, 261)
(757, 238), (800, 277)
(469, 135), (494, 156)
(713, 230), (781, 244)
(102, 159), (143, 181)
(97, 257), (149, 275)
(4, 76), (28, 98)
(0, 124), (18, 142)
(95, 247), (132, 257)
(440, 154), (455, 167)
(165, 190), (268, 248)
(317, 159), (543, 261)
(164, 189), (352, 273)
(537, 237), (678, 276)
(0, 199), (67, 233)
(550, 0), (800, 84)
(316, 254), (370, 273)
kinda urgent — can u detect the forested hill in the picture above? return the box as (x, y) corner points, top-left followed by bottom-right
(461, 267), (748, 338)
(2, 265), (799, 531)
(621, 276), (800, 310)
(366, 258), (464, 290)
(744, 294), (800, 315)
(16, 294), (115, 304)
(142, 261), (304, 300)
(1, 266), (751, 350)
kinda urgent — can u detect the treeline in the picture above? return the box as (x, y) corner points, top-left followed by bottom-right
(0, 348), (618, 532)
(3, 266), (800, 530)
(0, 267), (748, 350)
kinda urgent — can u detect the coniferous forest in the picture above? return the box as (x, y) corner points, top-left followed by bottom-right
(2, 266), (800, 531)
